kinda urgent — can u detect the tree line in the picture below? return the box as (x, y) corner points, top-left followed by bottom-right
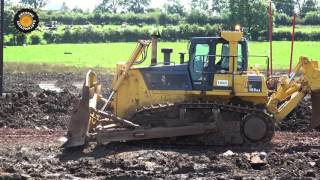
(17, 0), (320, 17)
(7, 24), (320, 46)
(4, 0), (320, 45)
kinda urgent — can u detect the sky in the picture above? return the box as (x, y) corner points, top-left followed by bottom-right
(11, 0), (191, 11)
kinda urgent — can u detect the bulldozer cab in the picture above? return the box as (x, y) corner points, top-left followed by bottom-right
(188, 33), (248, 91)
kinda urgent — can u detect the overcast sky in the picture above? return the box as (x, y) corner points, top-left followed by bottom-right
(11, 0), (192, 11)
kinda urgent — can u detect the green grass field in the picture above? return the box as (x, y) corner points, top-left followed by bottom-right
(4, 41), (320, 69)
(275, 25), (320, 33)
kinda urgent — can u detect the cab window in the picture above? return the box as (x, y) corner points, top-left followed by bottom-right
(237, 44), (243, 70)
(195, 44), (210, 56)
(215, 43), (244, 71)
(215, 43), (230, 71)
(190, 43), (210, 81)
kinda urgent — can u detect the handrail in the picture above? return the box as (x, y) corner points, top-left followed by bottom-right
(190, 54), (269, 74)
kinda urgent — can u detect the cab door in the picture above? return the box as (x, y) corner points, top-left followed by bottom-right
(189, 40), (214, 91)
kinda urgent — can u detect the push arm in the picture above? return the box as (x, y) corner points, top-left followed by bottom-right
(102, 40), (151, 110)
(112, 40), (151, 92)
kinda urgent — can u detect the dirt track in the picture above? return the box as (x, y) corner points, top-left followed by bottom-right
(0, 72), (319, 179)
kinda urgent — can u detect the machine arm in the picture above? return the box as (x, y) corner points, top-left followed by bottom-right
(112, 40), (151, 92)
(266, 56), (320, 128)
(101, 40), (151, 110)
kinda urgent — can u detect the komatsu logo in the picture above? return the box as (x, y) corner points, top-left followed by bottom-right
(217, 80), (229, 87)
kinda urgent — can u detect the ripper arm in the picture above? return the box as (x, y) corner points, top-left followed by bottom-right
(266, 56), (320, 127)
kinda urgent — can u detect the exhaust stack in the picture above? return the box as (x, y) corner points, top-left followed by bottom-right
(179, 52), (186, 64)
(161, 48), (173, 65)
(151, 35), (158, 66)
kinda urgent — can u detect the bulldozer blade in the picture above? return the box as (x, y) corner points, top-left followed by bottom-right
(311, 91), (320, 129)
(63, 86), (90, 148)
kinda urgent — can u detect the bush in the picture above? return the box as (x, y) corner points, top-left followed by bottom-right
(275, 13), (292, 26)
(159, 13), (180, 25)
(33, 24), (320, 44)
(269, 31), (320, 41)
(43, 31), (60, 43)
(38, 11), (231, 26)
(4, 35), (15, 46)
(126, 13), (158, 25)
(16, 33), (26, 45)
(185, 11), (228, 26)
(5, 37), (16, 46)
(161, 24), (220, 41)
(272, 31), (291, 41)
(30, 34), (42, 45)
(186, 11), (209, 25)
(308, 32), (320, 41)
(14, 9), (320, 30)
(303, 11), (320, 25)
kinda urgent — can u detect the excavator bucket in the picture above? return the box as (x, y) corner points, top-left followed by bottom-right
(311, 91), (320, 129)
(63, 71), (101, 148)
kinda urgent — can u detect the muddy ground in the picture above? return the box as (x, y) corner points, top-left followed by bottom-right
(0, 72), (112, 130)
(0, 71), (319, 179)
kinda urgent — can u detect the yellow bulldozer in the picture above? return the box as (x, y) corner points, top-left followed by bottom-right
(64, 28), (320, 148)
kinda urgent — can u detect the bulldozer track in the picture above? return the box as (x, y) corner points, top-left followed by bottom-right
(91, 100), (275, 146)
(134, 101), (265, 116)
(127, 101), (275, 145)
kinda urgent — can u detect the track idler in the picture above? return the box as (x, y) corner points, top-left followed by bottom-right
(241, 114), (274, 143)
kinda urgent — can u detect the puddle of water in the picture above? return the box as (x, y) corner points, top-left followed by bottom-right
(38, 81), (62, 92)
